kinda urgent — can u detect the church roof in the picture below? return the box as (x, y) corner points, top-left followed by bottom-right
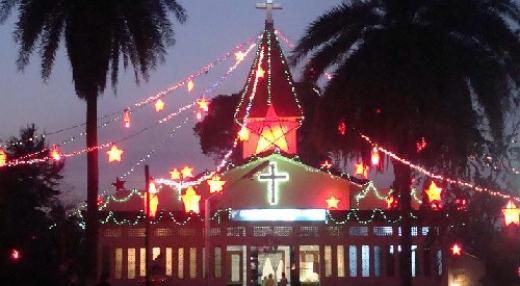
(234, 22), (304, 123)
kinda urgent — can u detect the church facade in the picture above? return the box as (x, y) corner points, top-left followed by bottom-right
(97, 7), (479, 286)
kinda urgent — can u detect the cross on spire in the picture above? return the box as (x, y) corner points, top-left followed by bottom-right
(256, 0), (282, 24)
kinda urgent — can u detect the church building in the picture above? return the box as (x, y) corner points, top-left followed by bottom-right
(96, 2), (480, 286)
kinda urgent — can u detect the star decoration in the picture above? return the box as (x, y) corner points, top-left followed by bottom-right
(208, 175), (226, 194)
(155, 99), (165, 112)
(50, 145), (61, 161)
(425, 181), (442, 203)
(450, 244), (462, 256)
(502, 200), (520, 226)
(235, 51), (246, 62)
(320, 160), (332, 170)
(416, 137), (428, 153)
(182, 187), (201, 213)
(354, 162), (368, 178)
(107, 145), (123, 162)
(337, 120), (347, 136)
(255, 106), (289, 154)
(238, 127), (250, 141)
(386, 195), (398, 209)
(170, 168), (181, 180)
(197, 98), (210, 112)
(187, 80), (195, 92)
(181, 166), (194, 178)
(112, 177), (126, 192)
(256, 66), (265, 78)
(326, 196), (340, 209)
(97, 195), (104, 206)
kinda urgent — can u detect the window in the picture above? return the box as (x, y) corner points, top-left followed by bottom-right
(386, 245), (395, 277)
(231, 254), (241, 282)
(325, 246), (332, 277)
(422, 227), (430, 236)
(215, 247), (222, 278)
(349, 245), (357, 277)
(411, 245), (417, 277)
(349, 226), (369, 236)
(127, 248), (136, 279)
(166, 248), (173, 276)
(411, 227), (418, 237)
(374, 246), (381, 277)
(436, 249), (443, 276)
(299, 245), (320, 283)
(361, 245), (370, 277)
(373, 226), (393, 236)
(337, 245), (345, 278)
(189, 248), (197, 278)
(114, 248), (123, 279)
(139, 248), (146, 277)
(178, 248), (184, 279)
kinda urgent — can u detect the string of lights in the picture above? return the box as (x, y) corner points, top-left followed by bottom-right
(360, 133), (520, 203)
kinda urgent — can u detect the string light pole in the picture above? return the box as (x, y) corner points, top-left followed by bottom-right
(144, 165), (151, 286)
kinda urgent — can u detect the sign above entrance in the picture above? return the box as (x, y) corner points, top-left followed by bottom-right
(257, 161), (289, 205)
(231, 209), (327, 221)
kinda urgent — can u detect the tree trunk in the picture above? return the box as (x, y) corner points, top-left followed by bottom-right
(395, 161), (412, 286)
(86, 95), (99, 284)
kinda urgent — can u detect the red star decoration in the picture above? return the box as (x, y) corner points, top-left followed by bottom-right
(112, 178), (126, 192)
(450, 243), (462, 256)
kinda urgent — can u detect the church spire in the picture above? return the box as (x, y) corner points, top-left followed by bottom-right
(235, 2), (303, 159)
(256, 0), (282, 24)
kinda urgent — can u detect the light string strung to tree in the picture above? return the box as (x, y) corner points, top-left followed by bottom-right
(359, 133), (520, 203)
(3, 41), (257, 166)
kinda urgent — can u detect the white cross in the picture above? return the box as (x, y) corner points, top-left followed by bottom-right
(256, 0), (282, 24)
(258, 162), (289, 205)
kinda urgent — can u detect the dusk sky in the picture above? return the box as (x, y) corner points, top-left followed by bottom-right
(0, 0), (340, 202)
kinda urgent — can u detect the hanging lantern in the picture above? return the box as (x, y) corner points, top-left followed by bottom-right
(107, 145), (123, 162)
(337, 120), (347, 136)
(370, 146), (380, 166)
(502, 200), (520, 226)
(123, 109), (131, 128)
(0, 148), (7, 167)
(49, 145), (61, 161)
(238, 127), (250, 141)
(155, 99), (165, 112)
(187, 80), (195, 92)
(208, 175), (226, 194)
(416, 137), (427, 153)
(145, 181), (159, 218)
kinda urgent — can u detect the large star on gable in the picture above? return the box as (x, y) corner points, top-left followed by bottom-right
(254, 105), (293, 154)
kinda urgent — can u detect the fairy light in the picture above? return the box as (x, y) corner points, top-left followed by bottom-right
(360, 134), (520, 203)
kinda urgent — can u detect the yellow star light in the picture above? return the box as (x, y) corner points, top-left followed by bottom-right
(0, 148), (7, 167)
(182, 187), (201, 213)
(238, 127), (250, 141)
(181, 166), (194, 178)
(235, 51), (245, 62)
(170, 168), (181, 180)
(502, 200), (520, 226)
(425, 181), (443, 202)
(197, 98), (210, 112)
(107, 145), (123, 162)
(326, 196), (340, 209)
(256, 66), (265, 78)
(208, 175), (226, 194)
(450, 243), (462, 256)
(155, 99), (165, 112)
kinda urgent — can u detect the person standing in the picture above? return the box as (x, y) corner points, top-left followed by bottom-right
(279, 272), (288, 286)
(266, 273), (276, 286)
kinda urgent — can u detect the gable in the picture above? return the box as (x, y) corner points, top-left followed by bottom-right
(205, 154), (357, 210)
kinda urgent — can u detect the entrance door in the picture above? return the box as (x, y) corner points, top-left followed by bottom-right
(251, 246), (291, 285)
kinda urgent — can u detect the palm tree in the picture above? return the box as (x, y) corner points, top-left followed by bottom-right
(291, 1), (519, 285)
(0, 0), (186, 281)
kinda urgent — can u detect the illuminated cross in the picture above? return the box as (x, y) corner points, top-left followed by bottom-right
(258, 162), (289, 205)
(256, 0), (282, 24)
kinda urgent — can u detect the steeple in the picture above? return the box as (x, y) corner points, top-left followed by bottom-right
(235, 2), (303, 159)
